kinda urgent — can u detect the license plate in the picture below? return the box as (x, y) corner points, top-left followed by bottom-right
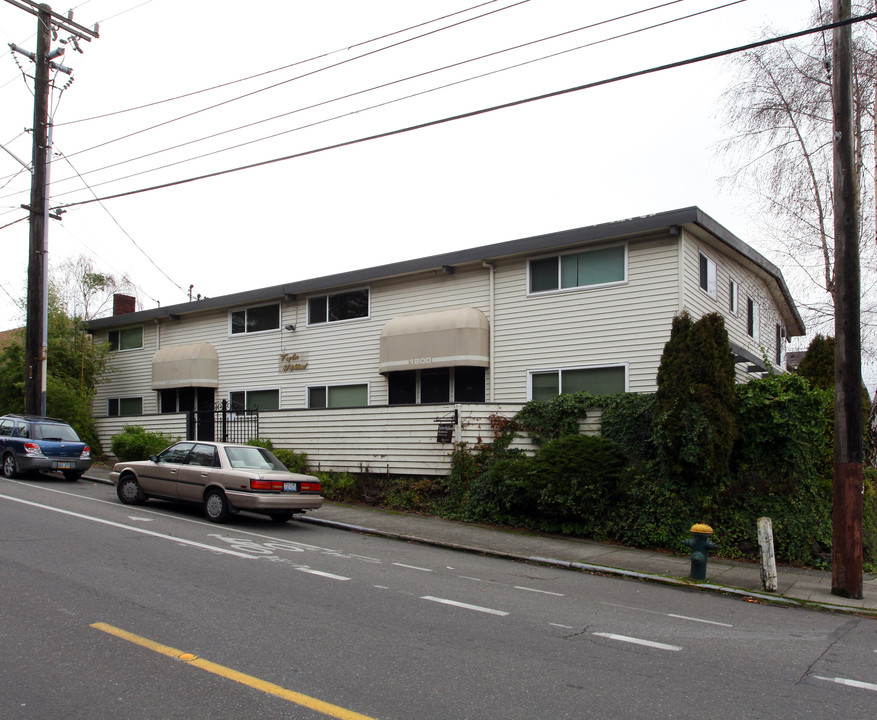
(283, 482), (298, 492)
(55, 462), (72, 469)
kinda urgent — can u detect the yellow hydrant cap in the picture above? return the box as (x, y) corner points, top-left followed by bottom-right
(690, 523), (714, 534)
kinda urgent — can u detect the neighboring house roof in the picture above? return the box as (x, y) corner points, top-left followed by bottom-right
(86, 207), (805, 336)
(0, 327), (23, 352)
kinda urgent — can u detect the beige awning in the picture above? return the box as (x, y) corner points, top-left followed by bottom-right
(152, 343), (219, 389)
(379, 307), (489, 374)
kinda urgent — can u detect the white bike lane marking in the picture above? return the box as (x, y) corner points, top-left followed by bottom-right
(0, 493), (256, 559)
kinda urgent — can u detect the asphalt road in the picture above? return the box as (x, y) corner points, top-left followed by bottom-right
(2, 474), (876, 719)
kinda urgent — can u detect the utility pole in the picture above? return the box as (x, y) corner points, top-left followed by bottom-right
(5, 1), (98, 416)
(831, 0), (864, 599)
(23, 3), (51, 417)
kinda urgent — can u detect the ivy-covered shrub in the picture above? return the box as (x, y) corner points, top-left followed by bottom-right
(607, 461), (696, 550)
(514, 392), (598, 445)
(600, 392), (657, 464)
(465, 454), (539, 525)
(315, 471), (358, 502)
(864, 469), (877, 573)
(110, 425), (178, 461)
(530, 434), (627, 535)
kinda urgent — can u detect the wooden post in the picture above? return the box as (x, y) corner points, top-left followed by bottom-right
(757, 517), (777, 592)
(831, 0), (864, 599)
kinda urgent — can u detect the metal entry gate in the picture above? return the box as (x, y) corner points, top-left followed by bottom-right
(187, 400), (259, 443)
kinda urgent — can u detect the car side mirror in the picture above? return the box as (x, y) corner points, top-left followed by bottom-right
(149, 455), (159, 463)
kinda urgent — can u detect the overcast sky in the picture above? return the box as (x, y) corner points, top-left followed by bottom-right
(0, 1), (817, 332)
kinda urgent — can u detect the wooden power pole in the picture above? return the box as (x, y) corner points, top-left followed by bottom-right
(6, 1), (98, 416)
(831, 0), (864, 599)
(23, 3), (52, 417)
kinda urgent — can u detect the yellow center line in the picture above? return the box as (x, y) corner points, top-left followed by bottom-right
(91, 622), (380, 720)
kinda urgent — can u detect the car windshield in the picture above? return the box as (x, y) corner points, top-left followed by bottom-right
(32, 423), (81, 442)
(224, 446), (286, 471)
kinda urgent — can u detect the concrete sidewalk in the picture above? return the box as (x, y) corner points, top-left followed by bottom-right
(82, 467), (877, 615)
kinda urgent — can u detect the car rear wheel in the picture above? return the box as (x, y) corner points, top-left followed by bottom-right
(116, 474), (146, 505)
(268, 510), (295, 523)
(2, 453), (18, 479)
(204, 489), (229, 523)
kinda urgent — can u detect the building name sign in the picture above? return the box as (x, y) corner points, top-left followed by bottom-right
(280, 352), (309, 372)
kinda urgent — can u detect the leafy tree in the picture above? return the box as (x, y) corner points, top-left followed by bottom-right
(0, 287), (110, 452)
(796, 333), (836, 390)
(653, 312), (737, 499)
(54, 254), (136, 320)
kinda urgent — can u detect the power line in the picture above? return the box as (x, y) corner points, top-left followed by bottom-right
(53, 11), (877, 213)
(54, 0), (532, 161)
(54, 0), (515, 128)
(40, 0), (697, 195)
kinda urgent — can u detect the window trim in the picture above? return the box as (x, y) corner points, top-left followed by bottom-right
(107, 396), (144, 416)
(108, 326), (144, 352)
(527, 242), (628, 296)
(698, 250), (717, 299)
(307, 382), (370, 409)
(228, 302), (281, 337)
(527, 363), (628, 401)
(307, 287), (371, 326)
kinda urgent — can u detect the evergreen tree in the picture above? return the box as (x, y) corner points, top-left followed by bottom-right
(654, 312), (737, 499)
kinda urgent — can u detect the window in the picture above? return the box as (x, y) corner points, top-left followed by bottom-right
(729, 279), (739, 314)
(699, 251), (717, 298)
(108, 397), (143, 416)
(775, 324), (786, 366)
(308, 289), (369, 324)
(108, 327), (143, 351)
(529, 245), (625, 293)
(308, 383), (369, 408)
(747, 297), (760, 341)
(387, 367), (485, 405)
(230, 303), (279, 335)
(229, 389), (279, 411)
(529, 365), (626, 401)
(186, 444), (218, 468)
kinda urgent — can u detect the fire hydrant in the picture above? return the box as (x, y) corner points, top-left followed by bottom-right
(683, 523), (717, 580)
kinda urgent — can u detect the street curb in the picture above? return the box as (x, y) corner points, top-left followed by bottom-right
(297, 515), (876, 617)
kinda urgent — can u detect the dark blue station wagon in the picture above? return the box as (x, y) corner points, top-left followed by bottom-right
(0, 414), (91, 481)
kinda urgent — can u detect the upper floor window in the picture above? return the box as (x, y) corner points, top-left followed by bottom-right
(308, 289), (369, 324)
(729, 278), (739, 314)
(108, 327), (143, 351)
(529, 245), (626, 294)
(747, 297), (760, 341)
(230, 303), (280, 335)
(699, 251), (717, 298)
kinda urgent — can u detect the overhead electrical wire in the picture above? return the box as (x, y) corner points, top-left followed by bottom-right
(54, 0), (517, 128)
(53, 11), (877, 214)
(40, 0), (697, 194)
(54, 0), (533, 161)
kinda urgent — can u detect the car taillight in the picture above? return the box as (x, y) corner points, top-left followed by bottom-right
(23, 442), (44, 456)
(250, 479), (284, 491)
(300, 482), (321, 493)
(81, 446), (90, 460)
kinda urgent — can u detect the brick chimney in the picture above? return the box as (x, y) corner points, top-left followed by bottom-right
(113, 294), (136, 316)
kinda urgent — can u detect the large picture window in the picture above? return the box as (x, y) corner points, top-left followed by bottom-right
(529, 245), (625, 294)
(108, 327), (143, 351)
(529, 365), (626, 401)
(230, 304), (280, 335)
(308, 383), (369, 408)
(229, 389), (279, 411)
(308, 289), (369, 324)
